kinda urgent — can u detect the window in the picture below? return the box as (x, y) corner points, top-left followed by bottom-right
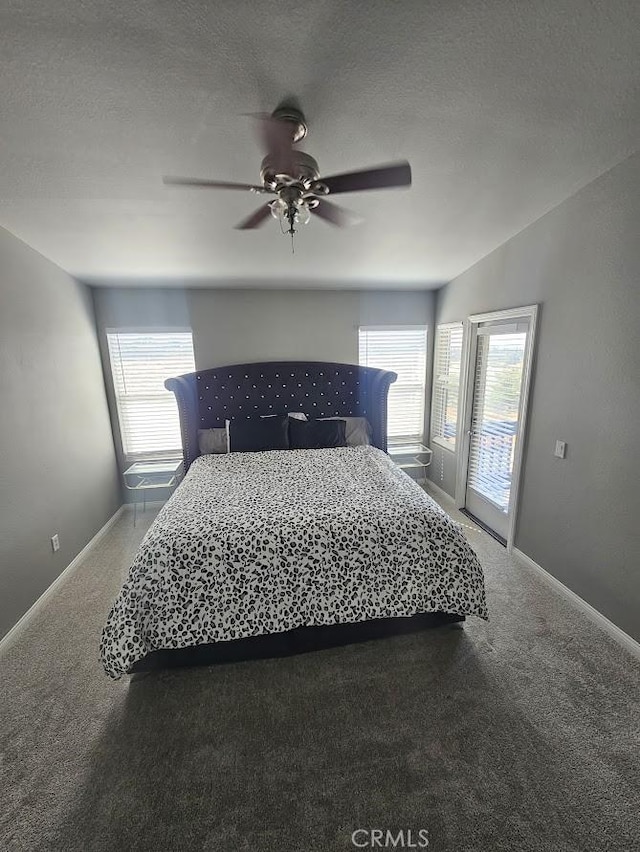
(431, 322), (463, 450)
(107, 330), (195, 458)
(358, 326), (428, 444)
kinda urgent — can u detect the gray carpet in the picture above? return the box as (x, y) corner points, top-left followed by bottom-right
(1, 488), (638, 852)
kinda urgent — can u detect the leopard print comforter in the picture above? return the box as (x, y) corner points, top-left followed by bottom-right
(101, 446), (487, 678)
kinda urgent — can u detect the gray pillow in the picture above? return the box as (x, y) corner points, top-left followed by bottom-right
(198, 427), (228, 455)
(318, 416), (372, 447)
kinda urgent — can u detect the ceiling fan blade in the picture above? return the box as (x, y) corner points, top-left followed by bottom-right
(321, 160), (412, 195)
(252, 114), (295, 175)
(163, 176), (266, 192)
(234, 204), (273, 230)
(312, 200), (362, 227)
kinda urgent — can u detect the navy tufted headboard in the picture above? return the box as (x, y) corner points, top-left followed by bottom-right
(166, 361), (397, 471)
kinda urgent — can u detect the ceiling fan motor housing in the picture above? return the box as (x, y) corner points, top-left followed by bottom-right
(260, 152), (321, 190)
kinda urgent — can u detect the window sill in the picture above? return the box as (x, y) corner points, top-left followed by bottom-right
(431, 437), (457, 453)
(124, 451), (183, 463)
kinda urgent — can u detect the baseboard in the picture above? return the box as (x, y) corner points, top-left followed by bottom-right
(512, 547), (640, 661)
(0, 505), (125, 656)
(122, 500), (166, 510)
(423, 478), (456, 506)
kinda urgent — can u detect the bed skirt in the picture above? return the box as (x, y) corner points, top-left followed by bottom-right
(128, 611), (464, 674)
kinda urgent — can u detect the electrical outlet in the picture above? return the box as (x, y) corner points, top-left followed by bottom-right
(554, 440), (567, 459)
(51, 534), (60, 553)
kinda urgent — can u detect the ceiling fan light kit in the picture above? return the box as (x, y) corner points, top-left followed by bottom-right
(163, 104), (412, 249)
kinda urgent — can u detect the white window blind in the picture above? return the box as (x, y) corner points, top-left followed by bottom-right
(107, 331), (195, 458)
(431, 323), (463, 450)
(358, 326), (428, 443)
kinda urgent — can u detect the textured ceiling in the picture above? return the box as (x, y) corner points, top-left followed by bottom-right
(1, 0), (639, 288)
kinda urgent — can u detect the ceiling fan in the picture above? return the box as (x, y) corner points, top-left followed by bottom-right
(163, 104), (412, 243)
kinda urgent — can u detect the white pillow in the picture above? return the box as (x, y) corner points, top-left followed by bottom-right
(260, 412), (307, 421)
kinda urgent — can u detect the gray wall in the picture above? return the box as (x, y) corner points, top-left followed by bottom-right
(91, 288), (434, 367)
(0, 227), (121, 639)
(430, 153), (640, 641)
(92, 287), (435, 500)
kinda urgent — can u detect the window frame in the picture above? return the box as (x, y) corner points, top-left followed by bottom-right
(358, 324), (428, 445)
(431, 321), (464, 453)
(105, 327), (195, 462)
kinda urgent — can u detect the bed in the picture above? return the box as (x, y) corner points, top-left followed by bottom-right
(100, 361), (487, 678)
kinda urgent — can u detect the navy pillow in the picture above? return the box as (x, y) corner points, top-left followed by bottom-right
(289, 418), (347, 450)
(228, 415), (290, 453)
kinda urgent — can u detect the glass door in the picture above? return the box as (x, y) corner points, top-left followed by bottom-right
(464, 321), (529, 541)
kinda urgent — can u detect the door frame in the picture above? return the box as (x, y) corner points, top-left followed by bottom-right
(454, 304), (539, 551)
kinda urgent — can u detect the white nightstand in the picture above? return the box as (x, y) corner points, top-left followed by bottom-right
(123, 459), (183, 525)
(388, 443), (433, 477)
